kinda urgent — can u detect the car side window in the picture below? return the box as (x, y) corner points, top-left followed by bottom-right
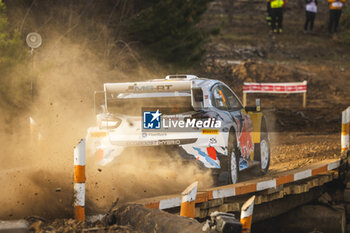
(212, 86), (228, 110)
(220, 85), (242, 110)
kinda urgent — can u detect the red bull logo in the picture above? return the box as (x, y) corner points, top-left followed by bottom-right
(238, 120), (254, 159)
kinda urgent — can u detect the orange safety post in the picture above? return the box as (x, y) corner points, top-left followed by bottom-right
(240, 195), (255, 233)
(74, 139), (86, 221)
(180, 181), (198, 218)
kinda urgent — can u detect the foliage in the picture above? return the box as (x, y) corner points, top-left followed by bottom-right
(0, 1), (25, 69)
(127, 0), (212, 65)
(0, 0), (29, 109)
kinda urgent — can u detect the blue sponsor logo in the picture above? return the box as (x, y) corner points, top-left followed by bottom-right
(143, 110), (161, 129)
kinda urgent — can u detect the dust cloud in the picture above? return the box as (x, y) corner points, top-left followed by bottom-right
(0, 26), (213, 220)
(86, 148), (214, 214)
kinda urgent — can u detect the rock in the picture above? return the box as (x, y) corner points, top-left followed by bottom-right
(317, 192), (332, 204)
(106, 204), (208, 233)
(209, 212), (242, 233)
(343, 189), (350, 203)
(29, 221), (43, 232)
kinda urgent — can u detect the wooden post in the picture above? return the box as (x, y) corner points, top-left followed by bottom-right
(240, 195), (255, 233)
(243, 92), (247, 107)
(302, 92), (307, 109)
(74, 139), (86, 221)
(180, 181), (198, 218)
(302, 80), (307, 109)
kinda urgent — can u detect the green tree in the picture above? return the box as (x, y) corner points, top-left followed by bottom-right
(0, 0), (24, 70)
(128, 0), (211, 65)
(0, 0), (28, 109)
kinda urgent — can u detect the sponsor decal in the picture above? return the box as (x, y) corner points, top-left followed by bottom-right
(123, 140), (180, 146)
(127, 85), (173, 92)
(142, 132), (167, 138)
(202, 129), (219, 135)
(238, 120), (254, 159)
(209, 138), (217, 145)
(193, 147), (220, 168)
(158, 140), (181, 145)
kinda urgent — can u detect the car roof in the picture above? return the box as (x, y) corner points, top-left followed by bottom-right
(149, 77), (221, 89)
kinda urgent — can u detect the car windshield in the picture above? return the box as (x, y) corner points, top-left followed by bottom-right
(106, 92), (194, 116)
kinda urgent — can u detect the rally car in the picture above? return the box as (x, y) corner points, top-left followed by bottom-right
(87, 75), (270, 184)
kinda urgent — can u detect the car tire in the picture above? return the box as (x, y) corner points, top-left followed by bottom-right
(228, 131), (240, 184)
(259, 119), (270, 174)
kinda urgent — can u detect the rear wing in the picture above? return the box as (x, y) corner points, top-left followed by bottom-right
(104, 80), (191, 93)
(99, 80), (210, 112)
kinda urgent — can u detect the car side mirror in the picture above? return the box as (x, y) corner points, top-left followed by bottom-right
(192, 88), (203, 102)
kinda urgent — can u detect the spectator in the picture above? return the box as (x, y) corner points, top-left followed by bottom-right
(266, 0), (272, 26)
(304, 0), (318, 33)
(328, 0), (346, 34)
(270, 0), (286, 33)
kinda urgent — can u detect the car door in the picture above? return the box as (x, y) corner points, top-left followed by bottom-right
(219, 84), (254, 169)
(210, 84), (235, 131)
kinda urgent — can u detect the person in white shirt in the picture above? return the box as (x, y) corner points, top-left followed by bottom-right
(304, 0), (318, 33)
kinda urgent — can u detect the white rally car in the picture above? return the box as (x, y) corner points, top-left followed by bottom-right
(87, 75), (270, 184)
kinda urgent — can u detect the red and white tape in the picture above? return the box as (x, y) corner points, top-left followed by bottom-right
(243, 81), (307, 94)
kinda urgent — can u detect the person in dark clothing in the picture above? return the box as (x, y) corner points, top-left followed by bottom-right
(329, 9), (343, 33)
(328, 0), (346, 34)
(271, 8), (283, 32)
(304, 0), (318, 33)
(269, 0), (285, 33)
